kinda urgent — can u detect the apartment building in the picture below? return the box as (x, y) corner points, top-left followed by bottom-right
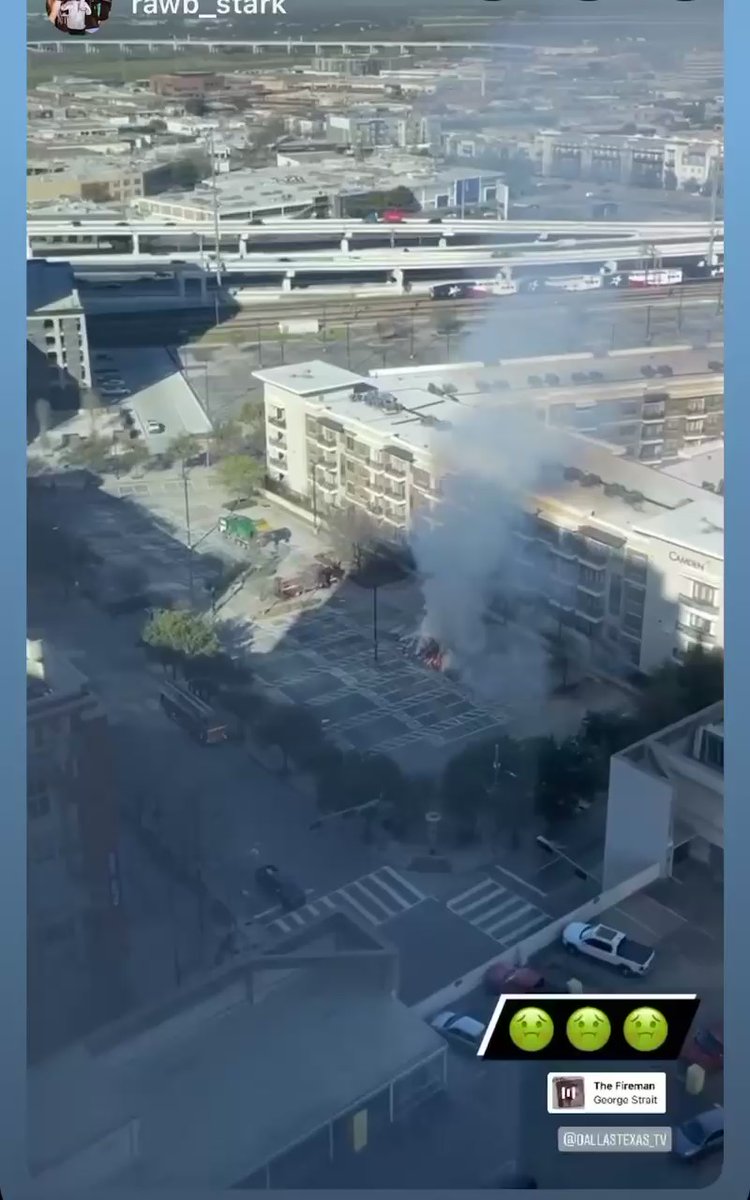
(254, 361), (723, 676)
(27, 261), (91, 406)
(603, 702), (724, 889)
(26, 638), (124, 1061)
(535, 129), (723, 190)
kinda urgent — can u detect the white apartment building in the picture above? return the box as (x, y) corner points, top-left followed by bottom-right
(535, 129), (723, 190)
(603, 702), (724, 889)
(254, 361), (723, 676)
(27, 261), (92, 400)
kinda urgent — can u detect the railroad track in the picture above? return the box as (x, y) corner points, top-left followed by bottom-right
(88, 283), (722, 334)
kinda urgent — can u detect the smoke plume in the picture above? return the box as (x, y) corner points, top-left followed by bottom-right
(410, 402), (562, 702)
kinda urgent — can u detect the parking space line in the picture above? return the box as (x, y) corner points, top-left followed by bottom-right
(611, 905), (660, 938)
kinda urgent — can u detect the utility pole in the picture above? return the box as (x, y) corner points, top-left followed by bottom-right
(707, 140), (722, 271)
(182, 459), (195, 606)
(207, 128), (222, 325)
(372, 584), (379, 663)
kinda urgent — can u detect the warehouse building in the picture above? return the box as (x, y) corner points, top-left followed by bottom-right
(254, 360), (723, 675)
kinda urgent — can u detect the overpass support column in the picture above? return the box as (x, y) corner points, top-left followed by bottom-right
(438, 236), (447, 248)
(176, 272), (186, 299)
(199, 275), (207, 300)
(239, 236), (248, 259)
(391, 268), (404, 293)
(282, 272), (294, 292)
(340, 237), (350, 253)
(131, 233), (140, 256)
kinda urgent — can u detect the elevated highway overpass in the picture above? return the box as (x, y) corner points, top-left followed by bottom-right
(28, 218), (722, 260)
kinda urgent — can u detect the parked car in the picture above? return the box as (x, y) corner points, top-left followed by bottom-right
(527, 374), (543, 386)
(483, 963), (549, 996)
(543, 373), (560, 386)
(640, 364), (657, 378)
(562, 921), (655, 977)
(656, 364), (674, 377)
(708, 359), (723, 372)
(254, 864), (306, 911)
(146, 420), (166, 434)
(681, 1023), (724, 1073)
(430, 1011), (486, 1053)
(587, 370), (605, 382)
(672, 1107), (724, 1161)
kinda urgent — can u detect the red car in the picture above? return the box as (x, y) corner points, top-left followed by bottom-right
(682, 1022), (724, 1073)
(382, 210), (406, 223)
(483, 963), (548, 996)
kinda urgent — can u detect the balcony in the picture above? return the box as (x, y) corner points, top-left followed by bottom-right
(315, 473), (338, 495)
(268, 413), (286, 430)
(680, 593), (720, 616)
(316, 431), (338, 449)
(345, 445), (372, 466)
(677, 621), (716, 645)
(577, 546), (608, 569)
(577, 576), (606, 596)
(641, 404), (666, 421)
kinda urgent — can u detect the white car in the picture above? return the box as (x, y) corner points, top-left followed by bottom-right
(146, 420), (166, 435)
(562, 921), (655, 977)
(430, 1011), (486, 1053)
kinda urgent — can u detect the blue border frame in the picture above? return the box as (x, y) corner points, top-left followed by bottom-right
(2, 14), (28, 1199)
(9, 3), (744, 1199)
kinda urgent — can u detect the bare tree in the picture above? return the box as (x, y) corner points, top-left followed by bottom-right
(81, 388), (101, 436)
(34, 398), (52, 448)
(324, 504), (379, 569)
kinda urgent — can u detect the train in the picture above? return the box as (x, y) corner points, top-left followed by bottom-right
(427, 265), (722, 301)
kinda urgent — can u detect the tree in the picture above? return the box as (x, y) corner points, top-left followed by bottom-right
(34, 398), (52, 446)
(533, 736), (598, 829)
(218, 454), (265, 498)
(260, 702), (327, 774)
(61, 436), (111, 473)
(325, 504), (379, 569)
(81, 388), (102, 435)
(165, 434), (202, 466)
(141, 609), (220, 673)
(441, 740), (495, 842)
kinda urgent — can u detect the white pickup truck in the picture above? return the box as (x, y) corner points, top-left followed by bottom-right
(562, 921), (655, 977)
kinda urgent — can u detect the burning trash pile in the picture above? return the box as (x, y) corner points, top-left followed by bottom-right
(398, 630), (448, 672)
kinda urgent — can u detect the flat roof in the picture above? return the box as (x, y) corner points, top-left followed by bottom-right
(256, 360), (365, 397)
(255, 358), (724, 556)
(633, 496), (724, 561)
(27, 260), (81, 317)
(660, 442), (724, 489)
(30, 971), (444, 1189)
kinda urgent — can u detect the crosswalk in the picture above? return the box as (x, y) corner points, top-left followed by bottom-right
(264, 866), (427, 938)
(447, 877), (550, 948)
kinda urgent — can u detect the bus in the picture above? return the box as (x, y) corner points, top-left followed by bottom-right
(159, 682), (229, 745)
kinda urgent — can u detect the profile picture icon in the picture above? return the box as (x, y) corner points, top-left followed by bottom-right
(551, 1076), (585, 1110)
(47, 0), (112, 35)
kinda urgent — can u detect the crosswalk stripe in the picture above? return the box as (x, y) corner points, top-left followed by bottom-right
(337, 888), (384, 924)
(447, 875), (550, 946)
(448, 879), (498, 911)
(375, 866), (427, 904)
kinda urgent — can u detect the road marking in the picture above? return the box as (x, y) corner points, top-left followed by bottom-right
(262, 867), (426, 937)
(448, 876), (550, 947)
(494, 864), (548, 898)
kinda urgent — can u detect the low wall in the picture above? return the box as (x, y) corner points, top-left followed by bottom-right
(409, 860), (662, 1019)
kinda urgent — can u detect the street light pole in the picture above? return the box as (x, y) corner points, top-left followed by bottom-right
(372, 584), (379, 662)
(182, 460), (195, 606)
(707, 141), (721, 271)
(207, 129), (222, 324)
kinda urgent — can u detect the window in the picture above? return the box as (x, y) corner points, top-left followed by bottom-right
(622, 610), (644, 637)
(688, 613), (711, 634)
(692, 581), (717, 606)
(608, 575), (623, 616)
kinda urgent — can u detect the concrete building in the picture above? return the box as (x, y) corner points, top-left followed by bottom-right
(254, 360), (723, 675)
(27, 260), (91, 407)
(27, 158), (146, 207)
(131, 156), (508, 222)
(28, 913), (446, 1193)
(26, 637), (125, 1062)
(535, 130), (723, 190)
(603, 702), (724, 890)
